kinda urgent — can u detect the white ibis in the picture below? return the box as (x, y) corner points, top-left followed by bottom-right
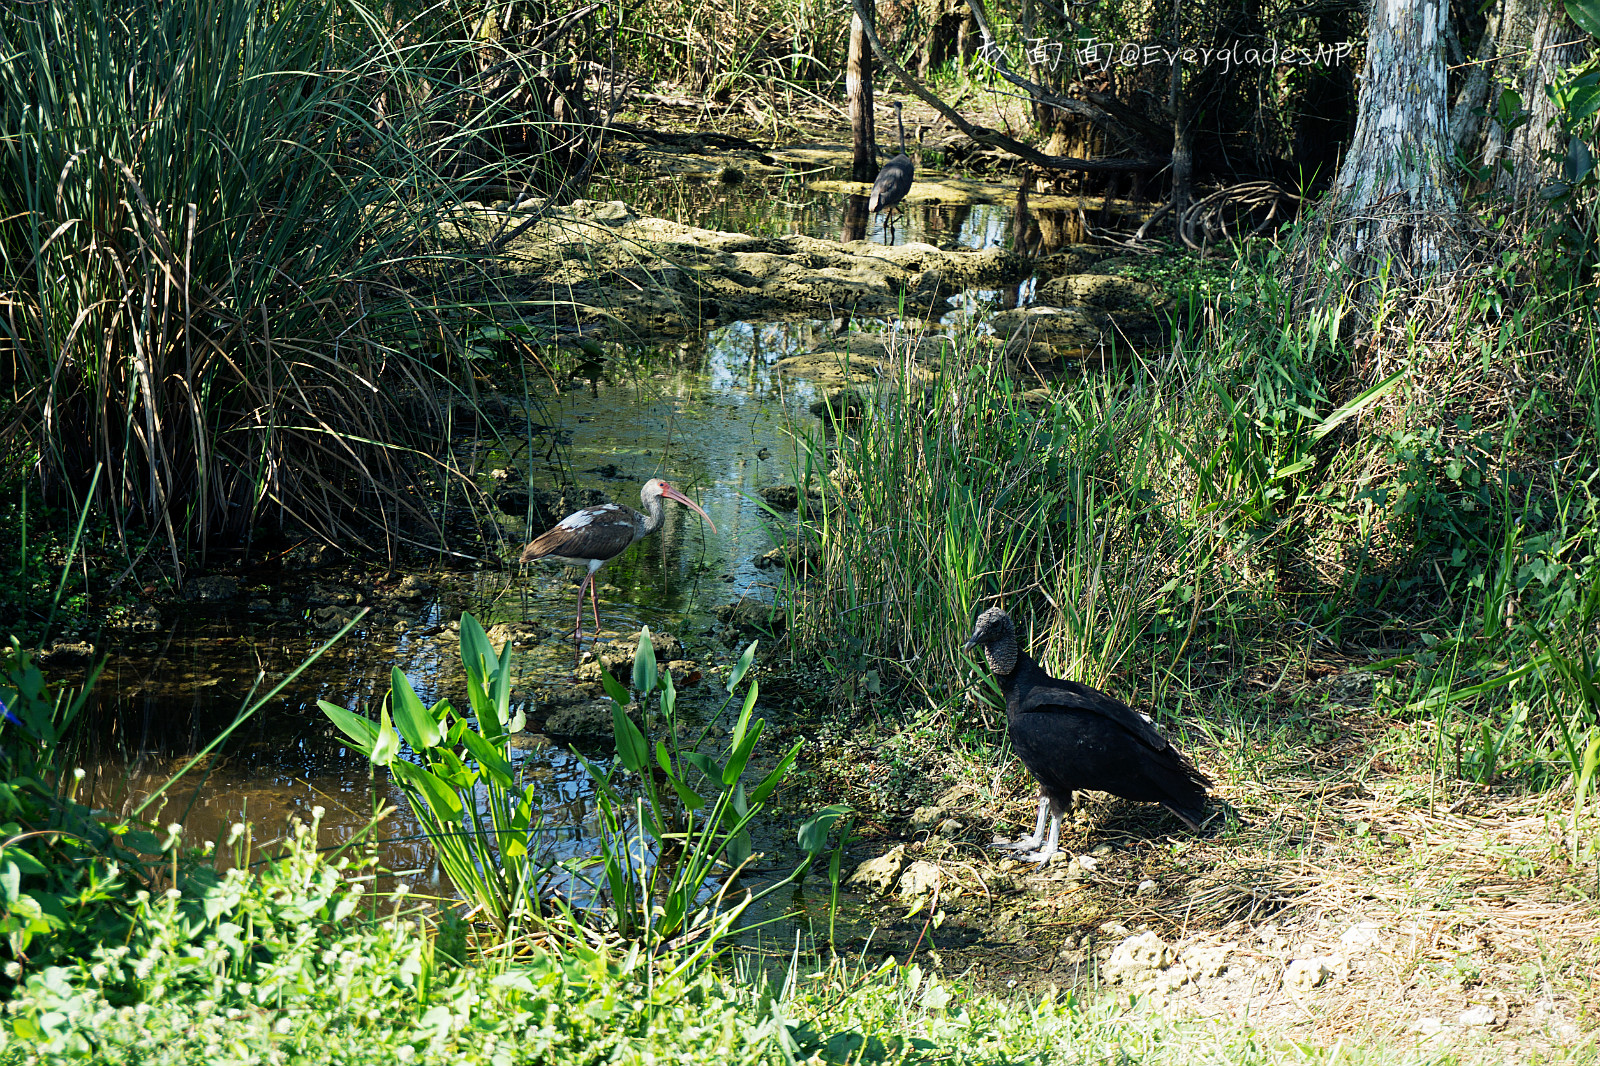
(963, 607), (1211, 863)
(519, 479), (715, 643)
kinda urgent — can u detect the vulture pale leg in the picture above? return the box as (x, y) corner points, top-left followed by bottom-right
(996, 795), (1051, 854)
(1020, 814), (1062, 864)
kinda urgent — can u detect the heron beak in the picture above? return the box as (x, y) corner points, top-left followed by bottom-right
(658, 484), (717, 534)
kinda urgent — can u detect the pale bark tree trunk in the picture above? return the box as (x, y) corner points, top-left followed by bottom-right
(1168, 0), (1192, 241)
(1489, 2), (1590, 199)
(849, 4), (879, 184)
(1326, 0), (1459, 278)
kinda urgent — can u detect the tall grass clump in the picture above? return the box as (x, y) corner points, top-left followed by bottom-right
(0, 0), (591, 563)
(784, 336), (1172, 699)
(789, 223), (1600, 806)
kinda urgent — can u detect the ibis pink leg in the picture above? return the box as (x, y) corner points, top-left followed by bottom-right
(572, 572), (592, 643)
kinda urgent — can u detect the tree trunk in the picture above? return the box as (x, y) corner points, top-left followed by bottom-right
(1168, 0), (1192, 241)
(1490, 1), (1591, 199)
(849, 4), (879, 184)
(1325, 0), (1459, 279)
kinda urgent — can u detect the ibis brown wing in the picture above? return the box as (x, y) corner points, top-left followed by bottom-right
(520, 511), (638, 564)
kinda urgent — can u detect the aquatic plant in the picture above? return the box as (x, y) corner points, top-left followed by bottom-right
(321, 617), (850, 951)
(568, 629), (850, 955)
(321, 614), (546, 937)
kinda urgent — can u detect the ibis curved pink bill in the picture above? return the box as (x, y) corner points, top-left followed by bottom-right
(519, 479), (715, 644)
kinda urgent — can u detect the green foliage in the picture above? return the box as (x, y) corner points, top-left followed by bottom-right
(0, 640), (149, 983)
(320, 614), (541, 936)
(569, 628), (849, 954)
(1, 820), (1439, 1065)
(0, 0), (534, 554)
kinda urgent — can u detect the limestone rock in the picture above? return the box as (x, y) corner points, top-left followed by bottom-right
(183, 575), (239, 602)
(486, 621), (544, 647)
(896, 860), (942, 900)
(544, 699), (634, 738)
(388, 575), (432, 602)
(39, 642), (96, 668)
(848, 845), (908, 895)
(1105, 932), (1172, 984)
(1283, 955), (1346, 992)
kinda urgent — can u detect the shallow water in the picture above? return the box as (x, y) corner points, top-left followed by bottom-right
(72, 168), (1023, 918)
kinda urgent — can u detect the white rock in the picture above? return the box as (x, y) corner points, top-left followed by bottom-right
(1284, 955), (1346, 991)
(1105, 932), (1172, 983)
(848, 845), (907, 895)
(1340, 921), (1383, 952)
(895, 860), (942, 900)
(1458, 1005), (1497, 1027)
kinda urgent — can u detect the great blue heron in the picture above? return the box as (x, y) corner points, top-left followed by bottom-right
(868, 101), (914, 241)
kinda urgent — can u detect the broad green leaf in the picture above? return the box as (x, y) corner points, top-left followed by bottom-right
(660, 668), (676, 719)
(728, 640), (758, 692)
(598, 664), (631, 706)
(723, 719), (766, 785)
(391, 760), (463, 820)
(729, 681), (758, 752)
(669, 777), (706, 811)
(372, 707), (401, 766)
(684, 752), (723, 783)
(749, 741), (802, 804)
(0, 848), (46, 877)
(1566, 0), (1600, 38)
(319, 701), (378, 754)
(726, 829), (752, 868)
(633, 627), (658, 694)
(460, 729), (515, 784)
(613, 703), (648, 773)
(390, 668), (442, 749)
(797, 804), (852, 854)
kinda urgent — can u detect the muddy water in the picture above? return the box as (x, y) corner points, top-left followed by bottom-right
(591, 164), (1017, 251)
(75, 173), (1016, 920)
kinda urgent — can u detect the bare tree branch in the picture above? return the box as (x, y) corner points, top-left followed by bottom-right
(845, 0), (1166, 173)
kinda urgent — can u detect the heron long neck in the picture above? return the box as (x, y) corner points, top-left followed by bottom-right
(984, 634), (1019, 678)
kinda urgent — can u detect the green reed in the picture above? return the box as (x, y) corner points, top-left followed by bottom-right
(0, 0), (554, 561)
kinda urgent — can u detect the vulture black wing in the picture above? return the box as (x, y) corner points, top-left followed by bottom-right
(1013, 663), (1200, 769)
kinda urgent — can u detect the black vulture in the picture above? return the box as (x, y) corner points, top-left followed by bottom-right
(964, 607), (1211, 862)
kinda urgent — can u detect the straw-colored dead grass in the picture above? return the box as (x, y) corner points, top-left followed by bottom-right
(809, 714), (1600, 1061)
